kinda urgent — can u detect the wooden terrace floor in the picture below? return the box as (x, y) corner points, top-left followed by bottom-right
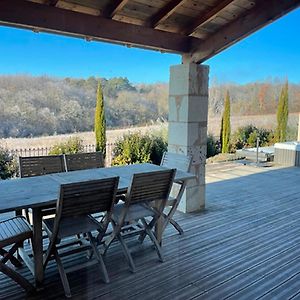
(1, 162), (300, 299)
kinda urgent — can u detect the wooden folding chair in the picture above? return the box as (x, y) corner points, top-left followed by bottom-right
(64, 152), (104, 172)
(43, 177), (119, 298)
(18, 155), (66, 222)
(104, 169), (175, 272)
(0, 216), (34, 293)
(160, 152), (192, 235)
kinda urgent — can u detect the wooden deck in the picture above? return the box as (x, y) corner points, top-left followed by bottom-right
(1, 162), (300, 299)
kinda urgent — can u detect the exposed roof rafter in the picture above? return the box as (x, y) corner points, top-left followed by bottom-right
(48, 0), (59, 7)
(184, 0), (235, 36)
(102, 0), (129, 18)
(147, 0), (186, 28)
(184, 0), (300, 63)
(0, 0), (194, 54)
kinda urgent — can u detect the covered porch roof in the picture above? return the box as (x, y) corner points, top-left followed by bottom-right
(0, 0), (299, 63)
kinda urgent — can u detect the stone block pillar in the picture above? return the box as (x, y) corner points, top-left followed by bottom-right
(168, 63), (209, 213)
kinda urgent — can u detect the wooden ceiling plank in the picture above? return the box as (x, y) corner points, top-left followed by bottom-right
(184, 0), (300, 63)
(103, 0), (129, 18)
(0, 0), (194, 53)
(184, 0), (235, 35)
(57, 1), (100, 16)
(148, 0), (187, 28)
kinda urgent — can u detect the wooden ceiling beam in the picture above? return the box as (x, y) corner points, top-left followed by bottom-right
(0, 0), (195, 53)
(48, 0), (59, 7)
(148, 0), (186, 28)
(184, 0), (235, 36)
(183, 0), (300, 63)
(102, 0), (129, 19)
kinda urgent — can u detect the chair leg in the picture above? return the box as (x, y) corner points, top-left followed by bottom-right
(117, 234), (136, 273)
(0, 246), (23, 268)
(141, 219), (164, 262)
(53, 248), (71, 298)
(169, 218), (184, 235)
(0, 261), (34, 293)
(103, 231), (116, 256)
(138, 218), (156, 244)
(87, 232), (110, 284)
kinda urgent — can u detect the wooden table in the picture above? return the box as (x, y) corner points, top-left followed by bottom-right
(0, 163), (195, 287)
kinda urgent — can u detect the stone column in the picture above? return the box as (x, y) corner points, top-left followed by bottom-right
(168, 63), (209, 213)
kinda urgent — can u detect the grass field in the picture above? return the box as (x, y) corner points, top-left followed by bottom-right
(1, 124), (166, 150)
(208, 112), (299, 137)
(1, 113), (299, 150)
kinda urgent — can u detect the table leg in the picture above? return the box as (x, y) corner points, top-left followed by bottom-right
(154, 198), (165, 246)
(32, 208), (44, 288)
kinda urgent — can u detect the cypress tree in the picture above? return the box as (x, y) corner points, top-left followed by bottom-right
(221, 91), (231, 153)
(94, 81), (106, 157)
(219, 116), (224, 152)
(275, 81), (289, 142)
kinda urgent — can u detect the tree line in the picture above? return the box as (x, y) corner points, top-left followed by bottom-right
(0, 75), (299, 139)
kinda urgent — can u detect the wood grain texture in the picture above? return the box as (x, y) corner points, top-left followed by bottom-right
(0, 163), (193, 213)
(184, 0), (300, 63)
(64, 152), (104, 172)
(147, 0), (187, 28)
(102, 0), (129, 18)
(0, 0), (193, 53)
(0, 217), (32, 248)
(19, 155), (65, 178)
(183, 0), (235, 35)
(0, 0), (298, 62)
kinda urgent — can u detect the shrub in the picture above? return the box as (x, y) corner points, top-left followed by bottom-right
(231, 125), (274, 150)
(112, 132), (167, 166)
(0, 147), (18, 179)
(256, 128), (274, 147)
(49, 137), (84, 155)
(247, 131), (259, 147)
(207, 134), (220, 158)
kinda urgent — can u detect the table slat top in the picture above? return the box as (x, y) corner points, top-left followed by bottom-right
(0, 163), (195, 213)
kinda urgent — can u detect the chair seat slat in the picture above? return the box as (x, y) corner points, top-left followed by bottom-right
(0, 217), (32, 247)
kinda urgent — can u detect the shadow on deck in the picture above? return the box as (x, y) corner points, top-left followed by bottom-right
(1, 163), (300, 299)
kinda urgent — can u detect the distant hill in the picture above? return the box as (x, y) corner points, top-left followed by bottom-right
(0, 75), (168, 138)
(0, 75), (299, 138)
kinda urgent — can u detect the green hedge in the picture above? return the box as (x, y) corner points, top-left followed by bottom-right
(230, 125), (274, 151)
(112, 132), (167, 166)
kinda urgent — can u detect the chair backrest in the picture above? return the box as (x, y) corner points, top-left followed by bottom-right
(56, 177), (119, 220)
(64, 152), (104, 172)
(45, 177), (119, 267)
(126, 169), (176, 205)
(19, 155), (65, 178)
(160, 152), (192, 172)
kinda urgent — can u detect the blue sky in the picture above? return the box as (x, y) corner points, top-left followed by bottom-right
(0, 7), (299, 84)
